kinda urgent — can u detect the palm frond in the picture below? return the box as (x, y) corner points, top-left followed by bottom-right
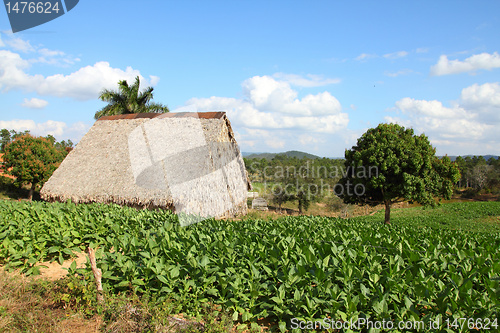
(147, 102), (170, 113)
(95, 76), (168, 118)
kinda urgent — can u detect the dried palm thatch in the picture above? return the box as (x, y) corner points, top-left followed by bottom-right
(41, 112), (251, 220)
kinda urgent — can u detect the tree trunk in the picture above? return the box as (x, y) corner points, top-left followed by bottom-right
(28, 182), (36, 201)
(384, 201), (391, 224)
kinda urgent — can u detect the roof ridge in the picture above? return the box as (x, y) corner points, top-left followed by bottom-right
(97, 112), (226, 121)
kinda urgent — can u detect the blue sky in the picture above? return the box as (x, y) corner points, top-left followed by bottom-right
(1, 1), (499, 157)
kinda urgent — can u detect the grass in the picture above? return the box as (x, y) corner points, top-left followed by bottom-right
(248, 182), (277, 196)
(0, 270), (101, 332)
(244, 201), (500, 233)
(0, 269), (239, 333)
(360, 201), (500, 233)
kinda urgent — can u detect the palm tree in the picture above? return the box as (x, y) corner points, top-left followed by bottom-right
(94, 76), (169, 119)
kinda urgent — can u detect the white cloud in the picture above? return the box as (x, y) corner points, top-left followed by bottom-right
(38, 48), (64, 57)
(395, 97), (466, 119)
(0, 119), (90, 141)
(355, 53), (377, 61)
(21, 97), (48, 109)
(0, 33), (79, 66)
(174, 75), (349, 152)
(392, 97), (488, 140)
(430, 52), (500, 76)
(266, 139), (285, 149)
(178, 75), (348, 134)
(272, 73), (340, 87)
(4, 37), (35, 53)
(388, 82), (500, 154)
(459, 82), (500, 123)
(460, 82), (500, 108)
(149, 75), (160, 86)
(0, 34), (152, 101)
(383, 51), (408, 59)
(64, 122), (91, 142)
(33, 48), (80, 66)
(355, 51), (409, 62)
(416, 48), (428, 53)
(384, 69), (414, 77)
(0, 50), (36, 91)
(241, 128), (285, 150)
(241, 75), (342, 116)
(0, 50), (157, 100)
(299, 134), (322, 145)
(234, 130), (255, 148)
(36, 61), (157, 100)
(0, 119), (66, 137)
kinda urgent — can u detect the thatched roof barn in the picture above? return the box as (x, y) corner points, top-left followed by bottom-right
(41, 112), (251, 224)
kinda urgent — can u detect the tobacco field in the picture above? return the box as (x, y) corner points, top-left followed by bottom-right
(1, 200), (499, 331)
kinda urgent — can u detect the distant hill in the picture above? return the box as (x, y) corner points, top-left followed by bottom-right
(243, 150), (321, 160)
(242, 152), (500, 161)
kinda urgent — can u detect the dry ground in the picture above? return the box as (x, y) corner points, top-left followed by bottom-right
(0, 266), (102, 333)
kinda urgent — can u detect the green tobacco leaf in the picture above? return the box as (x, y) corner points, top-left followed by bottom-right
(157, 275), (169, 284)
(132, 279), (145, 286)
(170, 266), (180, 279)
(117, 281), (130, 287)
(200, 256), (210, 267)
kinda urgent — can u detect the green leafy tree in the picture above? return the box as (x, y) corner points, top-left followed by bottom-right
(94, 76), (169, 120)
(454, 156), (466, 188)
(296, 188), (312, 214)
(55, 139), (74, 152)
(0, 129), (11, 153)
(271, 184), (294, 211)
(3, 134), (68, 200)
(278, 175), (322, 214)
(337, 123), (460, 224)
(46, 134), (74, 152)
(1, 129), (30, 153)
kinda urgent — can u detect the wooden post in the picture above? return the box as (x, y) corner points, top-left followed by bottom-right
(87, 247), (104, 303)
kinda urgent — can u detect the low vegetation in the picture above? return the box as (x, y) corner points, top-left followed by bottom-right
(1, 200), (499, 332)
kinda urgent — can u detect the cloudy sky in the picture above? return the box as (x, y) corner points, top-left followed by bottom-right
(0, 1), (499, 157)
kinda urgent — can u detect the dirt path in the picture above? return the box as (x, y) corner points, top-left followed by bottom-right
(35, 251), (88, 281)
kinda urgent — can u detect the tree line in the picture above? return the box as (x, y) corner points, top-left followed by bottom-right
(245, 124), (498, 223)
(0, 129), (73, 200)
(454, 155), (500, 192)
(244, 155), (346, 213)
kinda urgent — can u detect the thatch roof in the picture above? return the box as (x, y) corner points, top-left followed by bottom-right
(41, 112), (250, 223)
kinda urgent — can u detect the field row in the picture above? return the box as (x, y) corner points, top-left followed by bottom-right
(1, 200), (499, 331)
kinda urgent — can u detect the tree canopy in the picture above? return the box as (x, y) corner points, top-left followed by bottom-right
(337, 123), (460, 224)
(2, 134), (69, 200)
(244, 155), (336, 214)
(94, 76), (169, 120)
